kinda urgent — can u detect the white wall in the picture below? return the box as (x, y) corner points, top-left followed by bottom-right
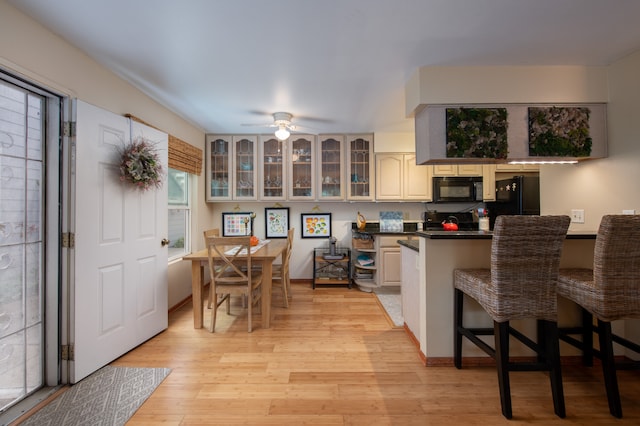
(0, 2), (209, 308)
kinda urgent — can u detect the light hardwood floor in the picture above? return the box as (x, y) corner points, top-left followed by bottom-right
(112, 284), (640, 425)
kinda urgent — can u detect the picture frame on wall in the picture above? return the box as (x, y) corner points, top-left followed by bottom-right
(301, 213), (331, 238)
(265, 207), (289, 239)
(222, 212), (253, 236)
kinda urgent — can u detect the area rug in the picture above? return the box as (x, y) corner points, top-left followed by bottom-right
(374, 287), (403, 327)
(21, 366), (171, 426)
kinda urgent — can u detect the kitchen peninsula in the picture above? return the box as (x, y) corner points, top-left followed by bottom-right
(406, 229), (597, 365)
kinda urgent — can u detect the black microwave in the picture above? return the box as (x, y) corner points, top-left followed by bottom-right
(433, 177), (483, 203)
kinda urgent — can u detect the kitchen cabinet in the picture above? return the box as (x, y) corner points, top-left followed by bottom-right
(377, 236), (403, 287)
(317, 135), (345, 200)
(232, 135), (258, 200)
(375, 153), (431, 201)
(432, 164), (483, 176)
(346, 134), (374, 201)
(482, 164), (496, 201)
(495, 164), (540, 172)
(401, 244), (419, 339)
(313, 248), (351, 289)
(205, 134), (232, 201)
(288, 134), (316, 200)
(259, 135), (286, 200)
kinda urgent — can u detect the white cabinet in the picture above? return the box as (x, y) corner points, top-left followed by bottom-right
(482, 164), (496, 201)
(317, 135), (345, 200)
(375, 153), (431, 201)
(205, 134), (257, 201)
(401, 245), (419, 338)
(259, 135), (286, 200)
(432, 164), (483, 176)
(376, 236), (403, 287)
(347, 134), (374, 201)
(288, 134), (316, 200)
(495, 164), (540, 172)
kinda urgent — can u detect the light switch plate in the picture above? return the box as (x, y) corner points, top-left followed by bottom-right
(571, 209), (585, 223)
(622, 209), (636, 215)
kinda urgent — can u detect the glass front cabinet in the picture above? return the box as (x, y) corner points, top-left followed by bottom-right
(317, 135), (345, 200)
(259, 135), (286, 200)
(346, 134), (374, 200)
(206, 134), (232, 201)
(288, 134), (315, 200)
(206, 134), (258, 201)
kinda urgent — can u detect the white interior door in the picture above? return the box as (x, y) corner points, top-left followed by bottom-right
(71, 100), (168, 383)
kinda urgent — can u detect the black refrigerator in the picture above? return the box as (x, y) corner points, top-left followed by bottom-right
(486, 175), (540, 230)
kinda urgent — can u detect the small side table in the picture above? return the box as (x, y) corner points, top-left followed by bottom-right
(312, 248), (351, 289)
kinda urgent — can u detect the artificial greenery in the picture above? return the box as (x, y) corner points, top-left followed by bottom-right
(528, 106), (592, 157)
(119, 137), (164, 191)
(446, 107), (508, 159)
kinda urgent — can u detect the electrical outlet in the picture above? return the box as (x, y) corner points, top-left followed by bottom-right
(571, 209), (585, 223)
(622, 209), (636, 215)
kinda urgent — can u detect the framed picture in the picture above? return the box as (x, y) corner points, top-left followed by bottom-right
(222, 212), (253, 236)
(301, 213), (331, 238)
(265, 207), (289, 239)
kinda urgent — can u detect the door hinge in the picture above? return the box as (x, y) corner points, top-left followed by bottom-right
(62, 232), (75, 248)
(63, 121), (76, 138)
(61, 344), (74, 361)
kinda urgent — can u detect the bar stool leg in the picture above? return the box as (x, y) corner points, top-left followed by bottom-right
(544, 320), (566, 418)
(598, 320), (622, 418)
(494, 321), (512, 419)
(454, 289), (463, 369)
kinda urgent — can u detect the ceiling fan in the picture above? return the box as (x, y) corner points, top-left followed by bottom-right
(242, 112), (300, 140)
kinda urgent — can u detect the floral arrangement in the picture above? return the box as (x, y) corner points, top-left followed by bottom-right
(118, 137), (164, 191)
(528, 106), (592, 157)
(446, 108), (508, 159)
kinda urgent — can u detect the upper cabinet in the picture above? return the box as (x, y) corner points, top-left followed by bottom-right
(233, 136), (258, 200)
(288, 134), (316, 200)
(206, 135), (232, 201)
(376, 153), (431, 201)
(432, 164), (483, 176)
(346, 134), (374, 201)
(495, 164), (540, 172)
(317, 135), (345, 200)
(259, 136), (286, 200)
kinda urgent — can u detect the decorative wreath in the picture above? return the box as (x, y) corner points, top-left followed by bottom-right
(118, 137), (164, 191)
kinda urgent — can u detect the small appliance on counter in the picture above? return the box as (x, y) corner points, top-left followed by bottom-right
(486, 175), (540, 229)
(323, 236), (345, 260)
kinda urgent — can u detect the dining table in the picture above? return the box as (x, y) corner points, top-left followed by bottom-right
(182, 238), (288, 329)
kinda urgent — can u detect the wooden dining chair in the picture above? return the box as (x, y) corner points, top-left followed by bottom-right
(557, 215), (640, 418)
(272, 228), (294, 307)
(453, 215), (570, 419)
(203, 229), (221, 309)
(205, 235), (263, 332)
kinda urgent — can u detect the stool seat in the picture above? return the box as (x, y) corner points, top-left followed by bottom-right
(454, 215), (570, 419)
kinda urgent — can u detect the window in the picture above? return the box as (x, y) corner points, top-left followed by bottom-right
(167, 168), (190, 261)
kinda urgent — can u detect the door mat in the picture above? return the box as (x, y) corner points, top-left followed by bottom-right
(20, 366), (171, 426)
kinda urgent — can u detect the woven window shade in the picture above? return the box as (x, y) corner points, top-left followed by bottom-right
(126, 114), (202, 175)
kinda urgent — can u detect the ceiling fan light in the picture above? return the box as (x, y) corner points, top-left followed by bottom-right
(275, 126), (290, 140)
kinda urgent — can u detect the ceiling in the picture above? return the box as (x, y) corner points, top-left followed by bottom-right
(9, 0), (640, 136)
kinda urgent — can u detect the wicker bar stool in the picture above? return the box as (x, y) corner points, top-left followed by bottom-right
(558, 214), (640, 418)
(454, 215), (570, 419)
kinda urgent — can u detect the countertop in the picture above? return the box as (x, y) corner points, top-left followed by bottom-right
(415, 230), (597, 239)
(398, 239), (419, 251)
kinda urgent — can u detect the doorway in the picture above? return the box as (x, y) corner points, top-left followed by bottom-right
(0, 73), (61, 414)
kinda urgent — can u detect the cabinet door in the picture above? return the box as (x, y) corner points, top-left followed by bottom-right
(233, 135), (258, 200)
(379, 247), (402, 287)
(403, 154), (431, 200)
(318, 135), (344, 200)
(205, 134), (232, 201)
(375, 154), (403, 200)
(482, 164), (496, 201)
(347, 134), (374, 200)
(288, 135), (315, 200)
(495, 164), (540, 172)
(432, 164), (457, 176)
(259, 135), (286, 200)
(456, 164), (483, 176)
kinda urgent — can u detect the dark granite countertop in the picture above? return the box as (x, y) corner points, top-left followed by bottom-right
(415, 230), (597, 240)
(398, 239), (419, 251)
(352, 221), (418, 235)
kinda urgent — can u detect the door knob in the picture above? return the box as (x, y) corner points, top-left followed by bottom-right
(161, 238), (170, 247)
